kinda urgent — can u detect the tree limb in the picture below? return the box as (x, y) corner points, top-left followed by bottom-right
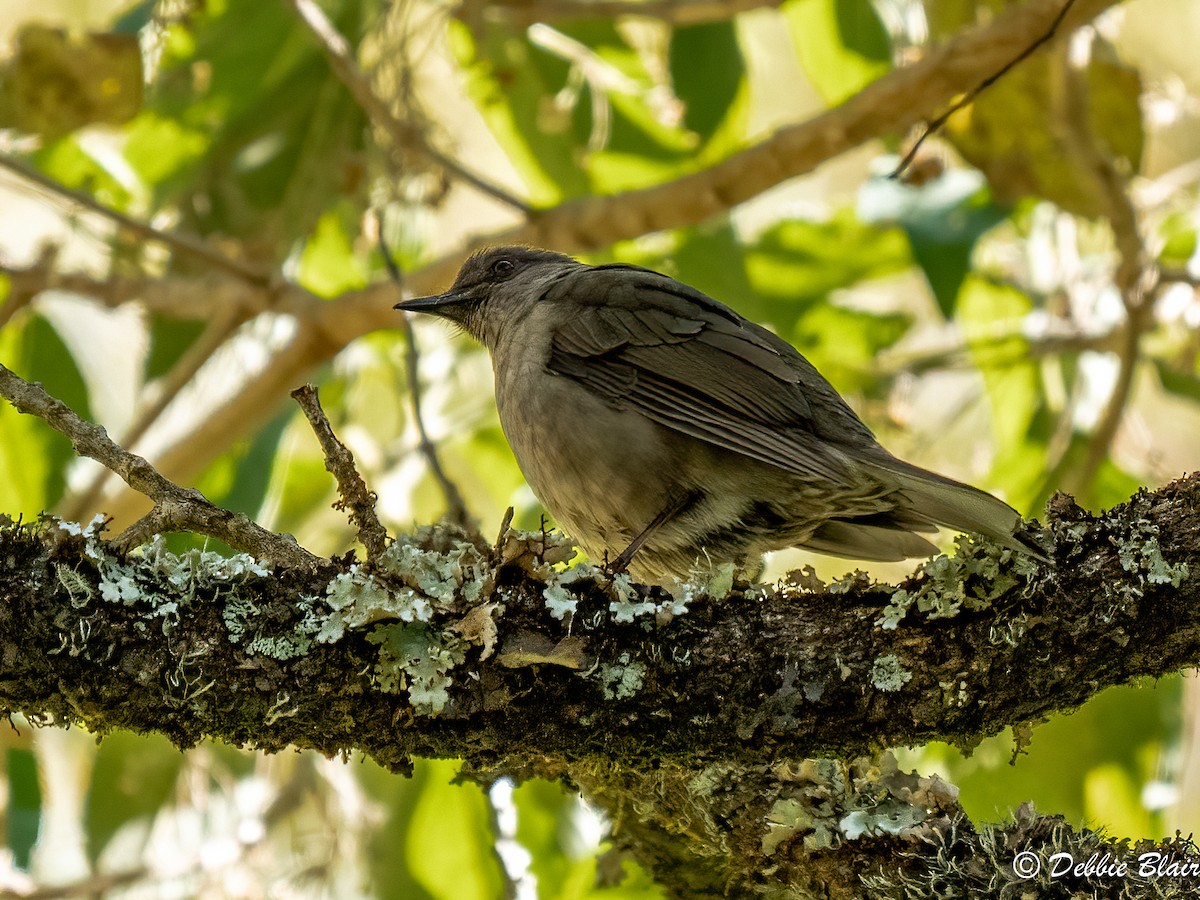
(0, 472), (1197, 895)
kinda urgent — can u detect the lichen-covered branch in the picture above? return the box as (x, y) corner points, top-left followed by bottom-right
(1, 474), (1198, 896)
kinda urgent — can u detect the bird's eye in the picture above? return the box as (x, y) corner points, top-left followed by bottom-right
(491, 258), (515, 278)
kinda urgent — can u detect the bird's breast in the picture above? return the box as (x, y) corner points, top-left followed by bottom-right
(491, 344), (685, 551)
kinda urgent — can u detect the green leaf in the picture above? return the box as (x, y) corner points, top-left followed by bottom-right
(945, 47), (1143, 217)
(1158, 211), (1197, 268)
(31, 137), (133, 211)
(0, 314), (90, 516)
(297, 206), (370, 298)
(7, 749), (41, 869)
(450, 19), (588, 204)
(129, 0), (370, 254)
(85, 732), (183, 860)
(405, 759), (503, 900)
(668, 21), (745, 144)
(858, 170), (1008, 317)
(784, 0), (891, 104)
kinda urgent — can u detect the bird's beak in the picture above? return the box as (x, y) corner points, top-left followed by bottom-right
(394, 289), (465, 313)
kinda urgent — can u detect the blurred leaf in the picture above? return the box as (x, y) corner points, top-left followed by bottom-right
(792, 302), (909, 394)
(957, 278), (1038, 446)
(128, 0), (370, 255)
(1155, 358), (1200, 402)
(31, 137), (133, 211)
(1158, 212), (1198, 268)
(297, 206), (370, 298)
(668, 21), (745, 145)
(7, 748), (41, 869)
(0, 315), (90, 515)
(405, 759), (503, 900)
(1086, 764), (1154, 839)
(358, 757), (436, 900)
(923, 0), (1006, 40)
(859, 170), (1008, 317)
(744, 214), (910, 329)
(123, 113), (210, 193)
(85, 732), (183, 859)
(144, 317), (207, 383)
(450, 19), (588, 204)
(514, 778), (577, 898)
(0, 25), (142, 140)
(784, 0), (891, 104)
(908, 678), (1178, 832)
(946, 47), (1143, 218)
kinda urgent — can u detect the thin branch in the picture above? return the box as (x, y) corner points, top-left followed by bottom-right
(285, 0), (530, 214)
(468, 0), (783, 26)
(0, 259), (280, 321)
(0, 364), (321, 571)
(291, 384), (390, 563)
(0, 155), (271, 286)
(376, 214), (476, 536)
(890, 0), (1079, 179)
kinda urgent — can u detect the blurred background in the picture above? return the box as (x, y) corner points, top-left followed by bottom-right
(0, 0), (1198, 895)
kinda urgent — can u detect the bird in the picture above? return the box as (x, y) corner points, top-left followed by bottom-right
(396, 246), (1043, 583)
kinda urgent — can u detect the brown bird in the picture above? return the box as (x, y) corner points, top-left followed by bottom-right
(396, 247), (1042, 583)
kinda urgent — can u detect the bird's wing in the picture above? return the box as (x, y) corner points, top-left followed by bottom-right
(544, 265), (883, 482)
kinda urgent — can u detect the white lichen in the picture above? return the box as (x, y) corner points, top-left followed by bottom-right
(870, 654), (912, 692)
(597, 652), (645, 699)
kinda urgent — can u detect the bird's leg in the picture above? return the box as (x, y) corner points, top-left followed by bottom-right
(607, 488), (704, 576)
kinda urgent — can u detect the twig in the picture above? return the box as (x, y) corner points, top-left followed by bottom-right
(491, 506), (515, 566)
(0, 155), (271, 286)
(290, 384), (389, 563)
(286, 0), (530, 214)
(890, 0), (1079, 180)
(0, 364), (320, 571)
(376, 213), (477, 536)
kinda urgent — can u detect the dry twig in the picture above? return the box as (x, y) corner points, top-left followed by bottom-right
(291, 384), (390, 563)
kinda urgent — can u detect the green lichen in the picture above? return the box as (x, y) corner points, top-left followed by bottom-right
(871, 654), (912, 692)
(1115, 519), (1188, 594)
(368, 622), (467, 715)
(597, 652), (645, 699)
(608, 573), (656, 623)
(839, 799), (926, 839)
(378, 531), (489, 604)
(876, 535), (1038, 630)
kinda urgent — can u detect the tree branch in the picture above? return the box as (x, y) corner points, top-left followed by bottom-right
(0, 473), (1197, 895)
(0, 155), (271, 286)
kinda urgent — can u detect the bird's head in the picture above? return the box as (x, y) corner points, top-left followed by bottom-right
(395, 246), (579, 348)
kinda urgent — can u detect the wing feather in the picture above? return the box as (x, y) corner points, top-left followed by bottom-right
(545, 266), (878, 482)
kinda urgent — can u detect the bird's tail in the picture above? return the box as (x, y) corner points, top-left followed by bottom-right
(868, 457), (1048, 561)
